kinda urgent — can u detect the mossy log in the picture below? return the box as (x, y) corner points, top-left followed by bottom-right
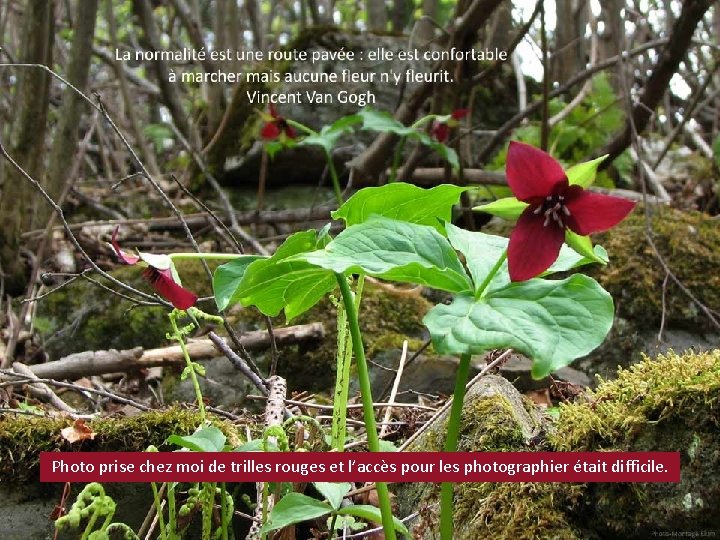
(398, 349), (720, 539)
(0, 408), (243, 485)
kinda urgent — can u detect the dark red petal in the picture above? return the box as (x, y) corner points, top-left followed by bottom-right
(110, 226), (140, 265)
(143, 267), (197, 310)
(508, 207), (566, 282)
(284, 125), (297, 139)
(261, 121), (281, 140)
(564, 191), (636, 235)
(451, 109), (469, 120)
(506, 141), (567, 202)
(432, 122), (449, 142)
(268, 103), (279, 119)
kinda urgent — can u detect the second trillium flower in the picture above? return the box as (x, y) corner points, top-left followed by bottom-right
(259, 104), (297, 141)
(431, 109), (469, 143)
(110, 227), (198, 310)
(494, 141), (635, 282)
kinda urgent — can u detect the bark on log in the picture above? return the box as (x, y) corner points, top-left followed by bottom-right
(28, 323), (324, 380)
(25, 206), (335, 239)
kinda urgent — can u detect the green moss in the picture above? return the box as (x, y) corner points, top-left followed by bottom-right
(0, 408), (243, 485)
(550, 349), (720, 451)
(419, 395), (527, 454)
(453, 483), (585, 540)
(548, 349), (720, 536)
(402, 351), (720, 538)
(405, 393), (583, 540)
(590, 207), (720, 331)
(447, 398), (584, 539)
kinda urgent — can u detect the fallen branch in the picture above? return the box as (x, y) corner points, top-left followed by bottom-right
(22, 206), (335, 240)
(27, 323), (324, 380)
(12, 362), (77, 414)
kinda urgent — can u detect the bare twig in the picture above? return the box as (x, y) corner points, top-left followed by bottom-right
(0, 368), (153, 411)
(0, 136), (162, 307)
(380, 340), (408, 439)
(11, 362), (77, 414)
(474, 39), (669, 165)
(207, 331), (270, 397)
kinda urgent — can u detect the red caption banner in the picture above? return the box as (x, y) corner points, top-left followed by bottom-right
(40, 451), (680, 483)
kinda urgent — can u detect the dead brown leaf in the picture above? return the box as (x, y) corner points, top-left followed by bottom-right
(60, 419), (96, 443)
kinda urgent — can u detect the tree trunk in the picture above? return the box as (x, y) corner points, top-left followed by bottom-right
(600, 0), (713, 164)
(45, 0), (99, 207)
(390, 0), (413, 32)
(0, 0), (54, 294)
(366, 0), (387, 32)
(133, 0), (199, 148)
(553, 0), (588, 85)
(598, 0), (623, 91)
(423, 0), (438, 20)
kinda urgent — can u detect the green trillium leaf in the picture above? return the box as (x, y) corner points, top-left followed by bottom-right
(445, 223), (608, 294)
(473, 197), (528, 220)
(335, 505), (411, 538)
(422, 138), (459, 170)
(168, 425), (226, 452)
(358, 108), (417, 137)
(332, 183), (467, 232)
(313, 482), (352, 510)
(235, 230), (336, 320)
(300, 218), (473, 293)
(358, 108), (459, 169)
(299, 115), (361, 153)
(259, 493), (333, 534)
(212, 255), (266, 311)
(445, 223), (506, 293)
(566, 155), (607, 188)
(423, 274), (614, 379)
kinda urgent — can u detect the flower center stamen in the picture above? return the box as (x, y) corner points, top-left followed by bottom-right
(533, 195), (572, 228)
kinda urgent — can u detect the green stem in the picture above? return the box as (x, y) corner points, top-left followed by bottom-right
(389, 137), (407, 183)
(169, 312), (206, 421)
(411, 115), (437, 129)
(201, 482), (215, 540)
(219, 483), (230, 540)
(326, 149), (344, 204)
(150, 482), (167, 540)
(475, 251), (508, 298)
(167, 482), (178, 539)
(286, 118), (317, 136)
(440, 352), (473, 540)
(335, 274), (397, 540)
(168, 253), (244, 261)
(331, 275), (364, 451)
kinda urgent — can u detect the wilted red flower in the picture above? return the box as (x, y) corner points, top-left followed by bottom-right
(431, 109), (469, 142)
(506, 141), (636, 282)
(260, 104), (297, 140)
(110, 227), (197, 310)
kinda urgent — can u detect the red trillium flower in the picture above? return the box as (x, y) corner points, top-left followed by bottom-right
(110, 227), (198, 310)
(260, 104), (297, 140)
(431, 109), (469, 143)
(506, 141), (636, 282)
